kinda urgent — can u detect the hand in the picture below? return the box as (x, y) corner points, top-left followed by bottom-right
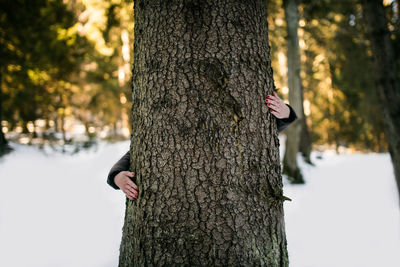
(265, 91), (290, 119)
(114, 171), (138, 200)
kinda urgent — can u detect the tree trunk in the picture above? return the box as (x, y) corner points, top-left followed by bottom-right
(299, 85), (312, 164)
(362, 0), (400, 203)
(0, 67), (9, 155)
(119, 1), (290, 266)
(299, 113), (312, 164)
(282, 0), (304, 183)
(61, 112), (66, 143)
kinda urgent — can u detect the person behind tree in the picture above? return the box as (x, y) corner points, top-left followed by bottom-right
(107, 91), (297, 200)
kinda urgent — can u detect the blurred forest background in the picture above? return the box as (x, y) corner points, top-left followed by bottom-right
(0, 0), (398, 156)
(0, 0), (134, 152)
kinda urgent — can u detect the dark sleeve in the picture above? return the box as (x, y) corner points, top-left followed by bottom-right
(276, 104), (298, 133)
(107, 151), (130, 190)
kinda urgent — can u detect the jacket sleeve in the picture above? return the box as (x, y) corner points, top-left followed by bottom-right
(107, 151), (130, 190)
(276, 104), (298, 133)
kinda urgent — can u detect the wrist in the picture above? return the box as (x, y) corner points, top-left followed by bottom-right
(114, 174), (122, 188)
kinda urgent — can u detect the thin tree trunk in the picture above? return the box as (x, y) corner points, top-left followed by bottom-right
(362, 0), (400, 203)
(299, 111), (312, 164)
(61, 112), (66, 143)
(119, 0), (290, 266)
(283, 0), (304, 183)
(299, 85), (312, 163)
(0, 67), (9, 155)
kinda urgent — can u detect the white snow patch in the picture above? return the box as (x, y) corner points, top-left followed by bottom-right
(284, 152), (400, 267)
(0, 142), (129, 267)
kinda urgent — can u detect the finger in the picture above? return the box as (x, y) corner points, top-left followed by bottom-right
(267, 101), (279, 109)
(268, 102), (280, 110)
(123, 190), (133, 200)
(125, 184), (137, 194)
(269, 106), (280, 114)
(270, 110), (280, 118)
(127, 179), (139, 191)
(124, 182), (137, 192)
(273, 91), (280, 99)
(270, 94), (282, 104)
(124, 189), (136, 200)
(123, 171), (134, 178)
(267, 96), (281, 105)
(130, 193), (137, 199)
(266, 94), (277, 102)
(266, 98), (280, 108)
(124, 184), (135, 192)
(270, 107), (281, 117)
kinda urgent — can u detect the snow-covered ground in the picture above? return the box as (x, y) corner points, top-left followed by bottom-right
(0, 140), (399, 267)
(283, 152), (400, 267)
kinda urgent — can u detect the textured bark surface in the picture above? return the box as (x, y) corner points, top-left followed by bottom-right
(361, 0), (400, 203)
(119, 0), (289, 265)
(282, 0), (304, 183)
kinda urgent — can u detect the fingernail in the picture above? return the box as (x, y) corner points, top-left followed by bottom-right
(267, 95), (271, 98)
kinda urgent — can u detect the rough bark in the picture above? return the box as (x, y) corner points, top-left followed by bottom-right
(119, 0), (290, 266)
(361, 0), (400, 203)
(282, 0), (304, 183)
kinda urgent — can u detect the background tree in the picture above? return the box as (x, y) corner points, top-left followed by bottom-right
(0, 0), (88, 142)
(282, 0), (305, 183)
(119, 0), (289, 265)
(0, 66), (9, 154)
(0, 0), (134, 148)
(361, 0), (400, 202)
(295, 0), (386, 152)
(75, 0), (134, 140)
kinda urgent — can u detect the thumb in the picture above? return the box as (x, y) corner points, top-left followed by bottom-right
(124, 171), (134, 177)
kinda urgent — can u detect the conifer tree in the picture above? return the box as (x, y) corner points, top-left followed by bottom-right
(119, 0), (290, 265)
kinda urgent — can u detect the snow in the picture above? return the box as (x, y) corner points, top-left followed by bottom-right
(0, 141), (399, 267)
(0, 142), (127, 267)
(283, 152), (400, 267)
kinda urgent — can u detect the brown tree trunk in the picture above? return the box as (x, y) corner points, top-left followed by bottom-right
(0, 67), (8, 155)
(282, 0), (304, 183)
(119, 0), (290, 266)
(362, 0), (400, 203)
(299, 116), (312, 163)
(299, 89), (312, 164)
(61, 112), (66, 143)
